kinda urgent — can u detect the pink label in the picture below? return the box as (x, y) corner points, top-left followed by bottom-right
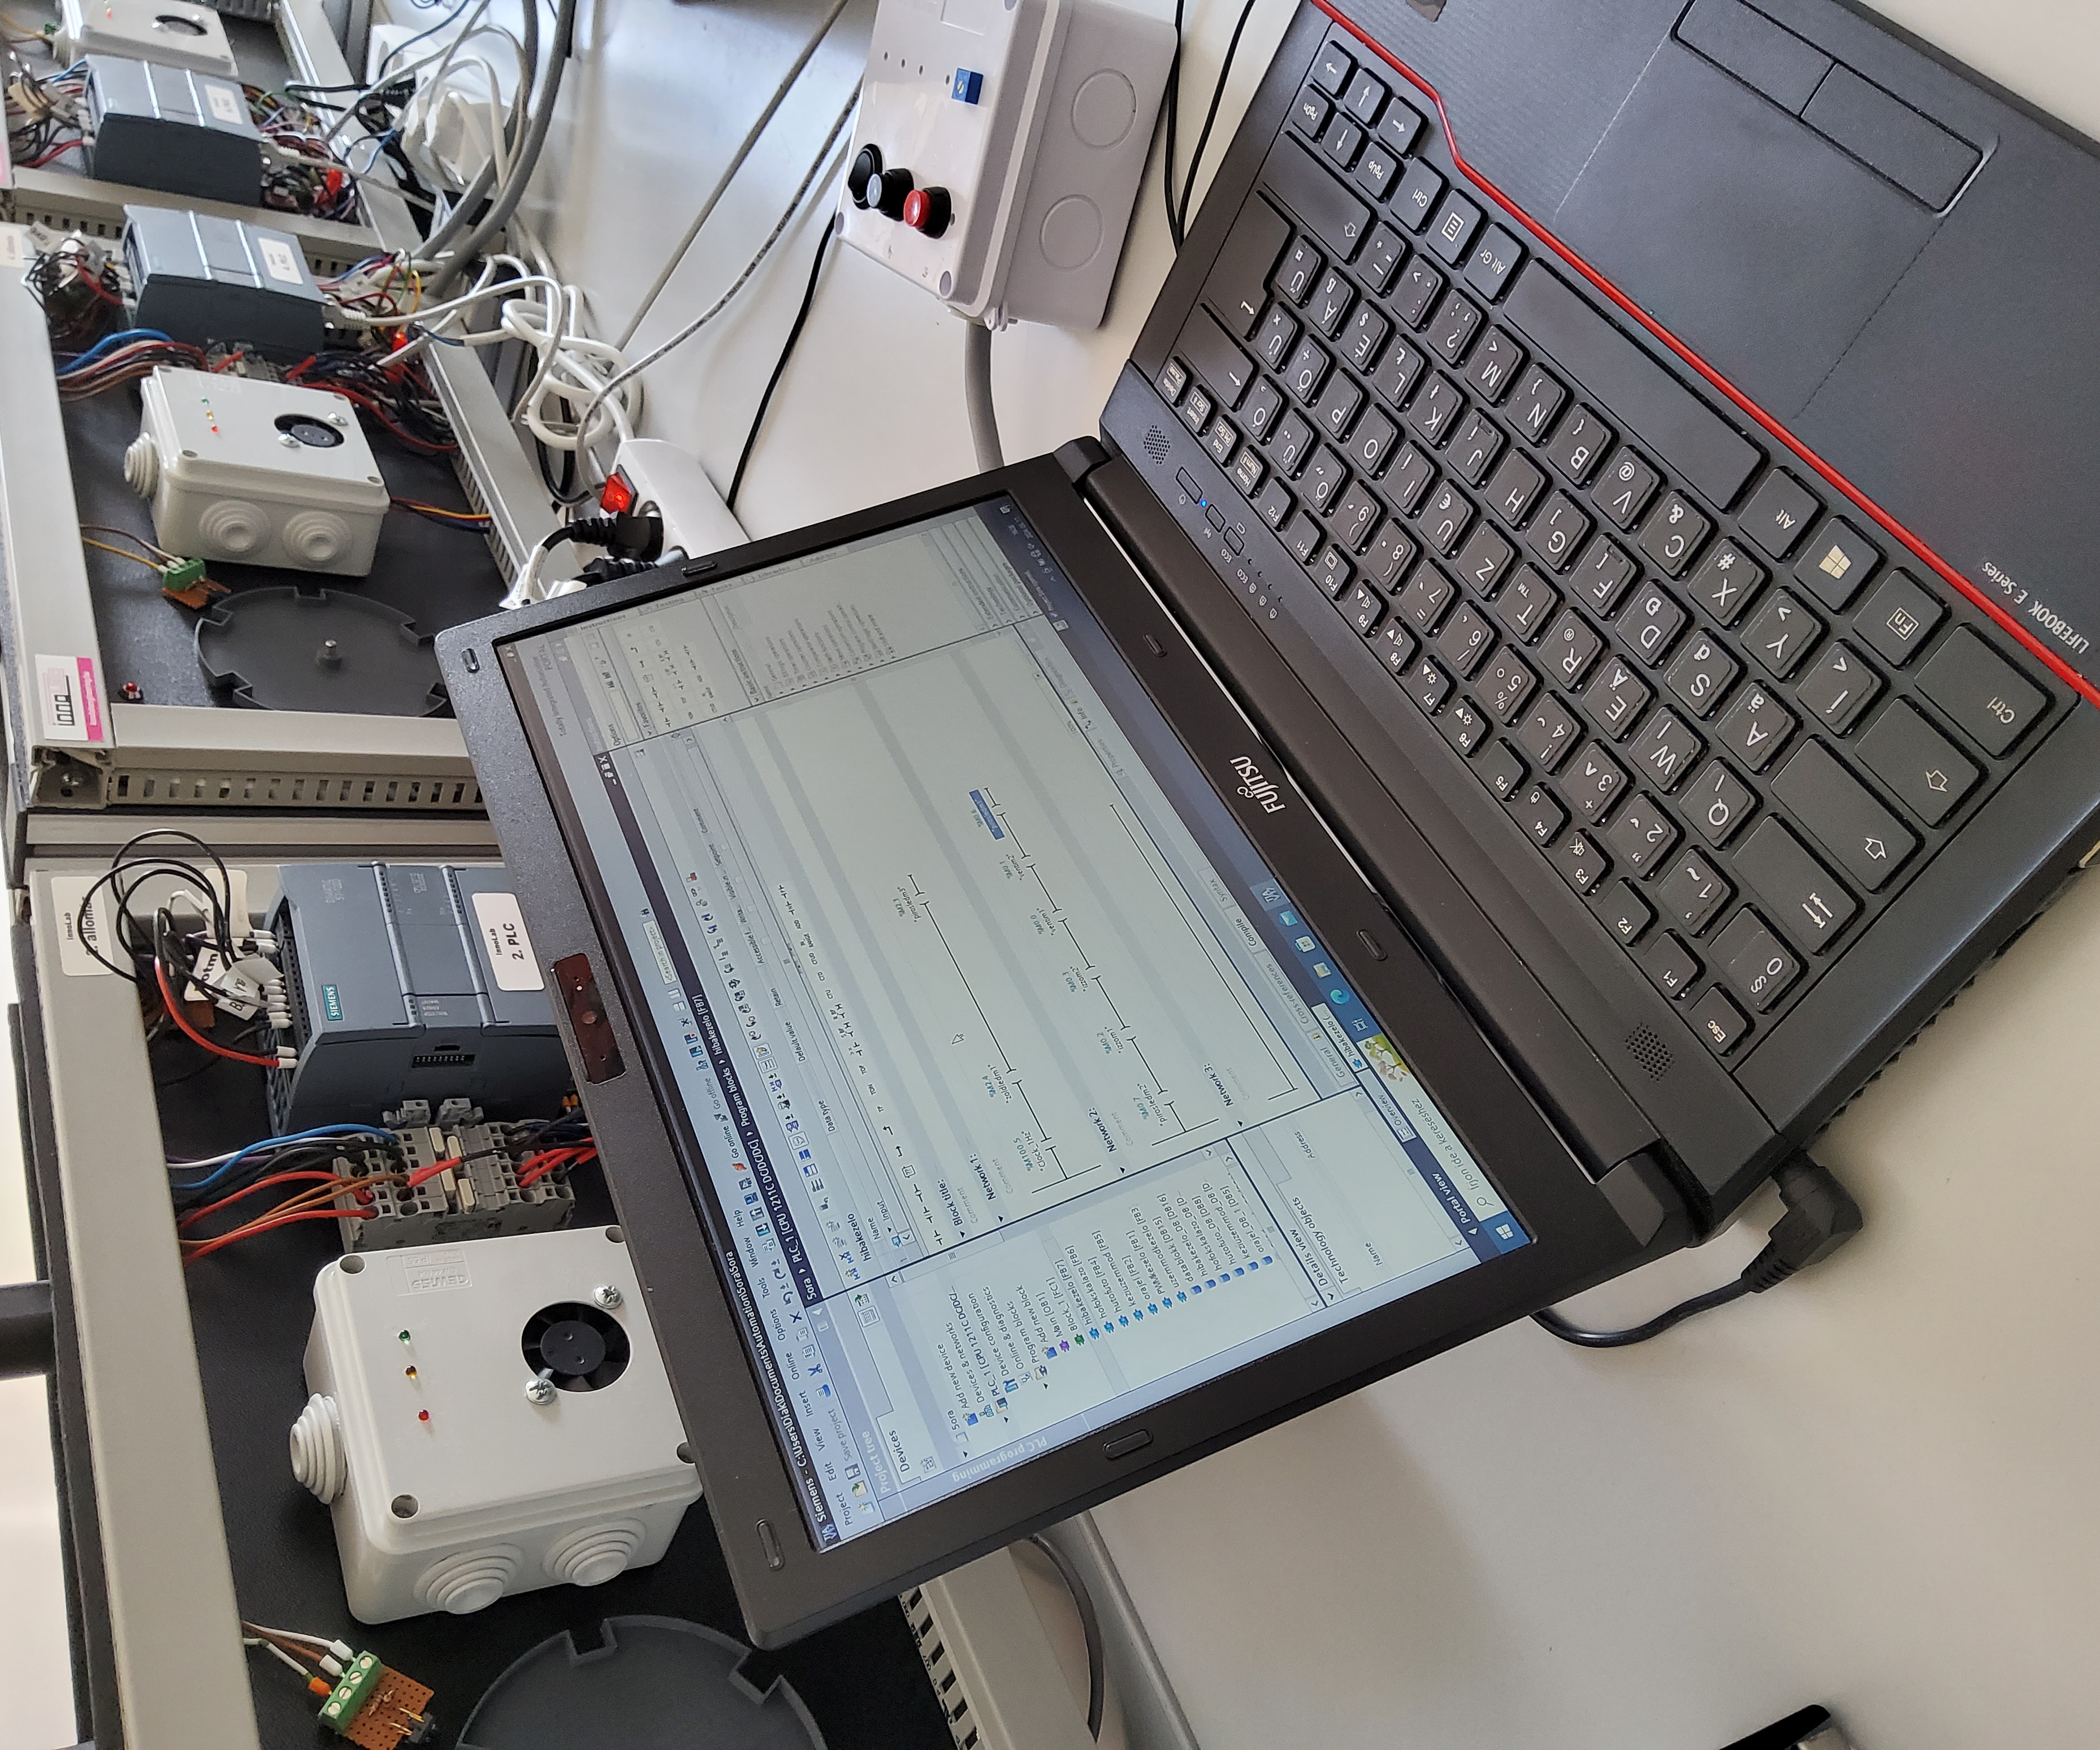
(76, 657), (104, 743)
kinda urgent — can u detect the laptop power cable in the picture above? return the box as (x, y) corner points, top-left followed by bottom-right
(1534, 1153), (1863, 1348)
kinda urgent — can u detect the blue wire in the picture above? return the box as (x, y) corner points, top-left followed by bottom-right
(172, 1125), (393, 1193)
(55, 328), (176, 374)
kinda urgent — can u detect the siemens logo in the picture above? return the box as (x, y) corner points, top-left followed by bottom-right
(322, 984), (343, 1021)
(1230, 755), (1285, 813)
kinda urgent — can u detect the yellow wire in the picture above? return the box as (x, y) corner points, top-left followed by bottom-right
(79, 522), (175, 563)
(81, 537), (161, 574)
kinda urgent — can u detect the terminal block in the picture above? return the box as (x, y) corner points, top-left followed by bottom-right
(331, 1099), (574, 1253)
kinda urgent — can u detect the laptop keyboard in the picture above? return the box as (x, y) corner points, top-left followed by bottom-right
(1150, 31), (2056, 1059)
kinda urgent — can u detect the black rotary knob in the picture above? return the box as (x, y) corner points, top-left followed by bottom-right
(848, 144), (883, 210)
(872, 167), (915, 220)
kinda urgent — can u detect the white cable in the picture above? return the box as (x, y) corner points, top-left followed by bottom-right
(244, 1639), (312, 1680)
(244, 1623), (332, 1649)
(963, 318), (1004, 471)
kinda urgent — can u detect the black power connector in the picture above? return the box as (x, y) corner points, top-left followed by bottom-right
(1535, 1151), (1863, 1348)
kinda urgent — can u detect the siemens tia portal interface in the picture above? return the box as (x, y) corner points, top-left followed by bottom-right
(511, 501), (1529, 1547)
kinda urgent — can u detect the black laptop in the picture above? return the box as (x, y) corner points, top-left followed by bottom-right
(438, 0), (2100, 1646)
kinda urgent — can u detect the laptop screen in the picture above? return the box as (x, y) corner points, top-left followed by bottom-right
(505, 496), (1529, 1548)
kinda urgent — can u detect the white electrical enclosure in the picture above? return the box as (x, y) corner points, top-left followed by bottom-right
(292, 1225), (703, 1624)
(127, 368), (392, 576)
(839, 0), (1173, 329)
(57, 0), (240, 79)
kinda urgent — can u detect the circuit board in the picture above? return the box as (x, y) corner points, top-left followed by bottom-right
(341, 1665), (434, 1748)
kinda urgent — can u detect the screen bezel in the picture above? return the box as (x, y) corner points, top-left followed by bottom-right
(440, 457), (1651, 1646)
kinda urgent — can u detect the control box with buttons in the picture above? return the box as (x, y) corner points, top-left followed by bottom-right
(839, 0), (1174, 328)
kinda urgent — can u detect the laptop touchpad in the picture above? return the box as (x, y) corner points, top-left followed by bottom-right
(1553, 45), (1938, 422)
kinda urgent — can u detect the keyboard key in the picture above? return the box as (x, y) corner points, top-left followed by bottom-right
(1713, 910), (1801, 1013)
(1685, 758), (1755, 845)
(1468, 329), (1526, 402)
(1417, 482), (1472, 557)
(1346, 409), (1401, 476)
(1509, 782), (1567, 846)
(1542, 610), (1604, 688)
(1629, 707), (1703, 792)
(1492, 565), (1559, 643)
(1474, 738), (1527, 800)
(1637, 491), (1711, 578)
(1332, 480), (1383, 552)
(1393, 257), (1446, 327)
(1321, 112), (1366, 170)
(1528, 492), (1592, 571)
(1795, 640), (1881, 733)
(1354, 145), (1398, 206)
(1341, 302), (1391, 369)
(1583, 657), (1652, 740)
(1742, 587), (1822, 678)
(1794, 517), (1881, 611)
(1180, 309), (1257, 407)
(1205, 414), (1239, 464)
(1855, 699), (1980, 825)
(1854, 570), (1943, 668)
(1664, 633), (1740, 718)
(1487, 450), (1547, 525)
(1206, 200), (1294, 337)
(1285, 336), (1332, 402)
(1516, 694), (1581, 772)
(1271, 411), (1317, 473)
(1646, 931), (1700, 998)
(1686, 538), (1766, 626)
(1315, 371), (1366, 439)
(1364, 519), (1419, 587)
(1180, 384), (1214, 434)
(1733, 817), (1856, 952)
(1373, 620), (1418, 673)
(1482, 650), (1537, 722)
(1266, 135), (1372, 261)
(1455, 523), (1514, 595)
(1397, 563), (1457, 631)
(1254, 304), (1300, 369)
(1772, 739), (1916, 890)
(1690, 986), (1750, 1052)
(1404, 655), (1454, 712)
(1385, 443), (1436, 513)
(1311, 39), (1354, 94)
(1394, 159), (1444, 231)
(1283, 511), (1322, 564)
(1915, 628), (2046, 756)
(1552, 829), (1610, 894)
(1158, 358), (1189, 404)
(1561, 741), (1629, 821)
(1361, 223), (1408, 293)
(1621, 583), (1689, 666)
(1434, 603), (1496, 675)
(1545, 405), (1613, 485)
(1310, 267), (1354, 337)
(1656, 848), (1733, 934)
(1253, 476), (1293, 529)
(1315, 547), (1355, 599)
(1569, 537), (1639, 615)
(1428, 291), (1483, 364)
(1302, 446), (1349, 512)
(1740, 469), (1820, 559)
(1464, 225), (1526, 301)
(1341, 67), (1388, 125)
(1242, 378), (1284, 441)
(1427, 192), (1483, 266)
(1605, 793), (1679, 873)
(1714, 683), (1795, 771)
(1508, 365), (1567, 444)
(1371, 336), (1426, 409)
(1292, 84), (1334, 139)
(1378, 99), (1423, 155)
(1342, 581), (1384, 631)
(1594, 447), (1661, 531)
(1276, 237), (1323, 305)
(1595, 880), (1655, 945)
(1407, 376), (1467, 446)
(1435, 695), (1489, 755)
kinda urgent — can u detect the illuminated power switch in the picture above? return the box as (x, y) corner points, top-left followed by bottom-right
(952, 67), (983, 103)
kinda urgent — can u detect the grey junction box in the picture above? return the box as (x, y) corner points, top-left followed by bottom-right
(85, 54), (264, 206)
(270, 863), (571, 1130)
(124, 203), (327, 359)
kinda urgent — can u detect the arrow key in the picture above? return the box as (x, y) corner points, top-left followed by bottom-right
(1771, 739), (1916, 890)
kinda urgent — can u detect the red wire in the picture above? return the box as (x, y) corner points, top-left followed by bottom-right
(402, 1155), (465, 1191)
(517, 1146), (595, 1188)
(182, 1207), (370, 1264)
(177, 1169), (362, 1233)
(154, 961), (280, 1067)
(26, 138), (85, 167)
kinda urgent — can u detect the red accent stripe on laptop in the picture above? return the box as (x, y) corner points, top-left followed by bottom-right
(1309, 0), (2099, 710)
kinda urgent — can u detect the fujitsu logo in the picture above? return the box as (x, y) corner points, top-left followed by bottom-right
(1230, 755), (1285, 813)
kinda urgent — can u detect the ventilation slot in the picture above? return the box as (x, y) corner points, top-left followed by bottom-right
(1624, 1026), (1673, 1081)
(1142, 425), (1172, 464)
(902, 1587), (982, 1750)
(411, 1050), (475, 1068)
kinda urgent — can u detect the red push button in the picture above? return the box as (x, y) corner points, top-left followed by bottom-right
(900, 186), (952, 238)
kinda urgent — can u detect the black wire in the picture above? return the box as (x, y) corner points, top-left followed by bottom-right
(1174, 0), (1259, 240)
(1028, 1534), (1105, 1739)
(1531, 1278), (1753, 1348)
(1161, 0), (1188, 248)
(727, 210), (837, 513)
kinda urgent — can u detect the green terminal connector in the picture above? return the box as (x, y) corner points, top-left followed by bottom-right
(159, 557), (207, 595)
(319, 1651), (382, 1734)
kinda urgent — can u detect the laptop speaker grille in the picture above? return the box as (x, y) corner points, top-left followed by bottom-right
(1625, 1026), (1673, 1081)
(1143, 425), (1172, 464)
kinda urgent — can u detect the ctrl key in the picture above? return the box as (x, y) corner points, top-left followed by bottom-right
(1690, 987), (1750, 1054)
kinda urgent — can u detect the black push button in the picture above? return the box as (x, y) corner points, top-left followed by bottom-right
(1713, 908), (1801, 1011)
(1915, 629), (2046, 757)
(1312, 40), (1354, 96)
(1794, 517), (1881, 611)
(1265, 135), (1372, 261)
(1854, 570), (1943, 667)
(1103, 1429), (1154, 1459)
(1772, 739), (1916, 889)
(1855, 699), (1980, 825)
(1690, 986), (1750, 1052)
(1739, 469), (1820, 558)
(1677, 0), (1833, 114)
(1802, 64), (1981, 209)
(1733, 817), (1856, 951)
(1646, 931), (1700, 999)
